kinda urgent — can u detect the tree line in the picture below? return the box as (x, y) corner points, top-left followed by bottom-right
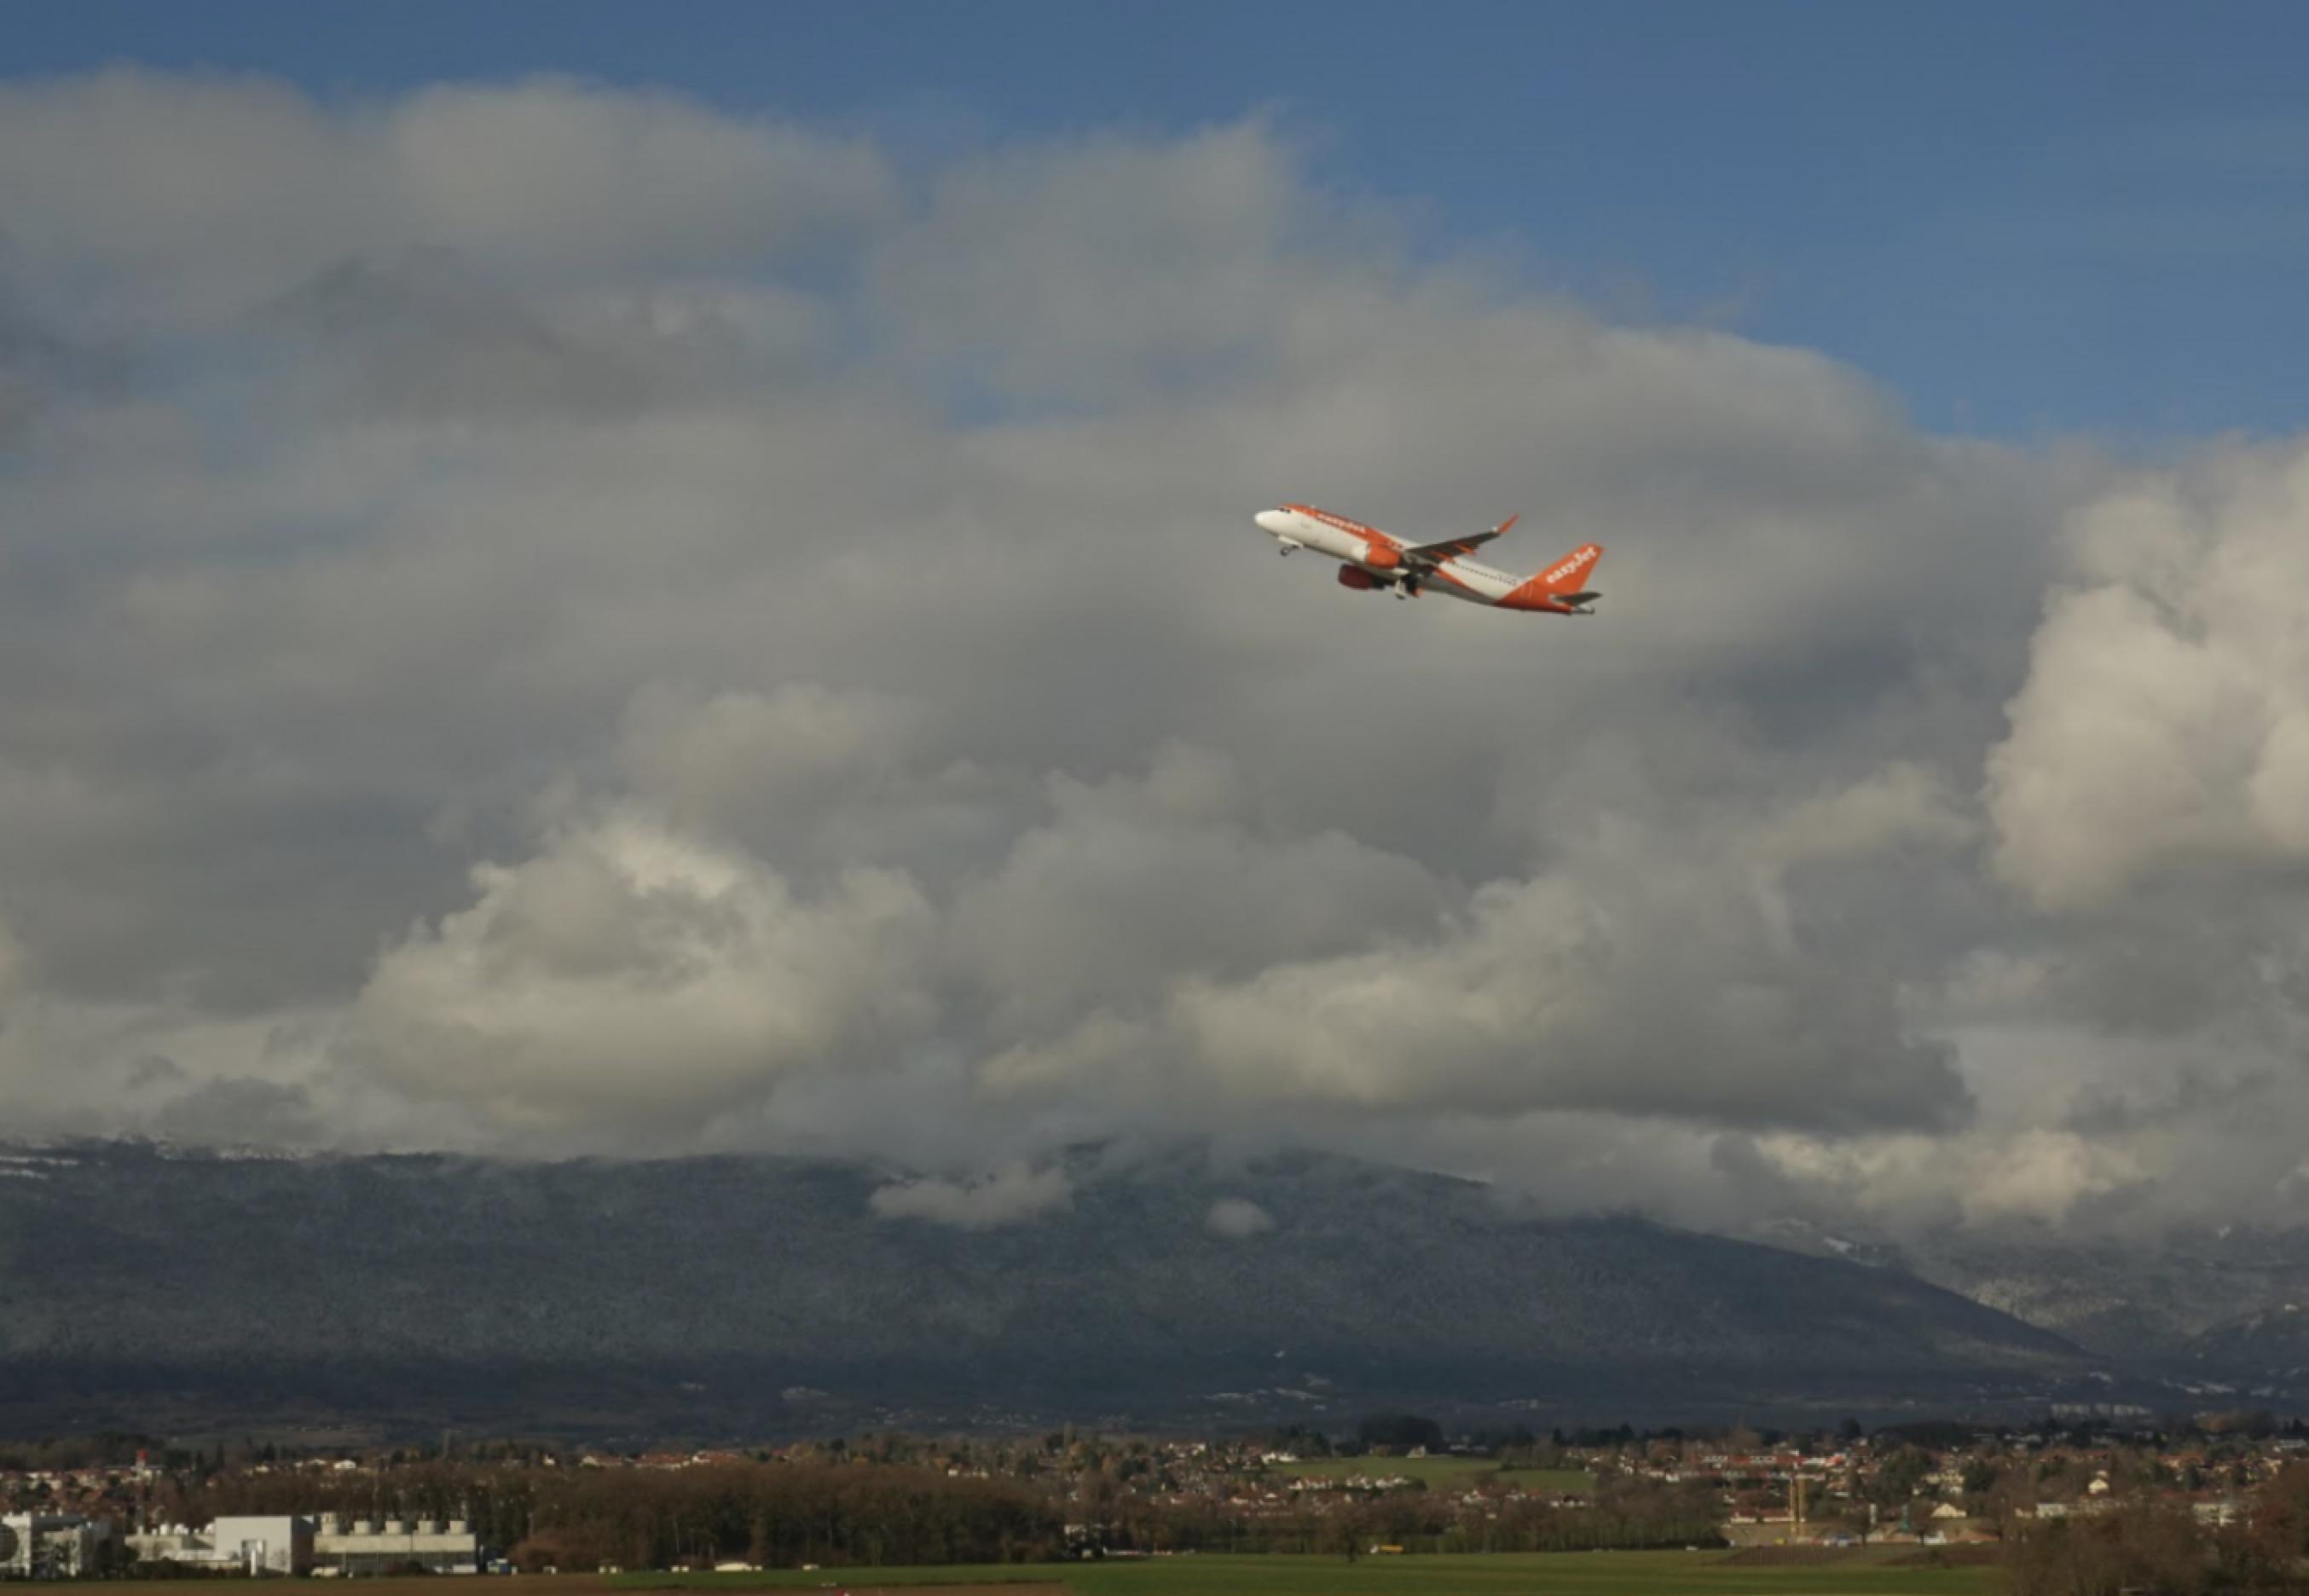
(181, 1457), (1723, 1569)
(2007, 1465), (2309, 1596)
(190, 1461), (1062, 1570)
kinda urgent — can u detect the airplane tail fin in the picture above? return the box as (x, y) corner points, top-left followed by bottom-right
(1500, 541), (1603, 611)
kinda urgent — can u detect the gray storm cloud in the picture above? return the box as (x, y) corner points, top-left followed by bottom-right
(3, 68), (2307, 1240)
(977, 759), (1982, 1136)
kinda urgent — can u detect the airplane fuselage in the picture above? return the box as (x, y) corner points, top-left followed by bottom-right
(1253, 503), (1598, 614)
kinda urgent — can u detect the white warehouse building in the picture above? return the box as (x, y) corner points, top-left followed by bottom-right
(129, 1515), (313, 1576)
(1, 1513), (118, 1580)
(128, 1514), (479, 1576)
(314, 1515), (481, 1576)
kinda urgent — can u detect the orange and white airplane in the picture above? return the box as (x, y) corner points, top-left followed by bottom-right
(1254, 503), (1602, 614)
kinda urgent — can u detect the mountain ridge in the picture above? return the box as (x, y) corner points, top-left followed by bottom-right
(1, 1139), (2105, 1439)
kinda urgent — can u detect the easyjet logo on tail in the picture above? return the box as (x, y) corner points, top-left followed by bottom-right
(1496, 541), (1605, 611)
(1543, 544), (1600, 587)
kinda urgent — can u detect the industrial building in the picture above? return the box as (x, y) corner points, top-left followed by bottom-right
(126, 1513), (480, 1577)
(0, 1513), (118, 1580)
(129, 1516), (313, 1576)
(313, 1515), (481, 1576)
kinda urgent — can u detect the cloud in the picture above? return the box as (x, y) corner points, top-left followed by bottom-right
(0, 911), (22, 1004)
(1988, 442), (2309, 909)
(5, 66), (2309, 1246)
(0, 69), (894, 321)
(866, 123), (1369, 408)
(983, 760), (1976, 1136)
(1752, 761), (1977, 870)
(347, 812), (937, 1141)
(948, 742), (1449, 1033)
(868, 1162), (1074, 1229)
(124, 1055), (186, 1091)
(1207, 1197), (1275, 1238)
(143, 1076), (325, 1148)
(613, 682), (956, 865)
(258, 251), (836, 423)
(0, 258), (124, 442)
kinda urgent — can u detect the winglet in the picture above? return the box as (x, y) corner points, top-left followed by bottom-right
(1496, 513), (1519, 536)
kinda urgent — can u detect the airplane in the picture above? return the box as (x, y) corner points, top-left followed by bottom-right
(1253, 503), (1602, 614)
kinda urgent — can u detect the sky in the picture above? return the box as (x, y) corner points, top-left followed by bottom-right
(3, 7), (2309, 1241)
(11, 0), (2309, 440)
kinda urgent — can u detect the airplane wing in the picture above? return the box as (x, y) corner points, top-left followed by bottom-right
(1405, 513), (1518, 565)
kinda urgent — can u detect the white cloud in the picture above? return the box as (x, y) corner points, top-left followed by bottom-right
(618, 682), (929, 830)
(1207, 1197), (1275, 1238)
(868, 1162), (1073, 1229)
(347, 812), (937, 1140)
(1988, 442), (2309, 909)
(1749, 1124), (2156, 1229)
(1752, 761), (1977, 869)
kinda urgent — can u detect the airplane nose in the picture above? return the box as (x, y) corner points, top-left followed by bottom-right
(1255, 509), (1292, 535)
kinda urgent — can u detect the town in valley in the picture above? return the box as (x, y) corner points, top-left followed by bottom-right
(8, 1409), (2309, 1583)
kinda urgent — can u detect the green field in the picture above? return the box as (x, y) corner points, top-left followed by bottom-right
(619, 1548), (1998, 1596)
(1259, 1459), (1595, 1495)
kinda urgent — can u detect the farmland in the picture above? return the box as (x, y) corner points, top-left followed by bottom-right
(37, 1558), (2008, 1596)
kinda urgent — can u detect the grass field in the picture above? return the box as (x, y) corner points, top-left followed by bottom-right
(1259, 1459), (1595, 1495)
(63, 1549), (2000, 1596)
(616, 1547), (2001, 1596)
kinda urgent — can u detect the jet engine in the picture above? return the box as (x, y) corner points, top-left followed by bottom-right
(1361, 541), (1403, 571)
(1336, 565), (1380, 592)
